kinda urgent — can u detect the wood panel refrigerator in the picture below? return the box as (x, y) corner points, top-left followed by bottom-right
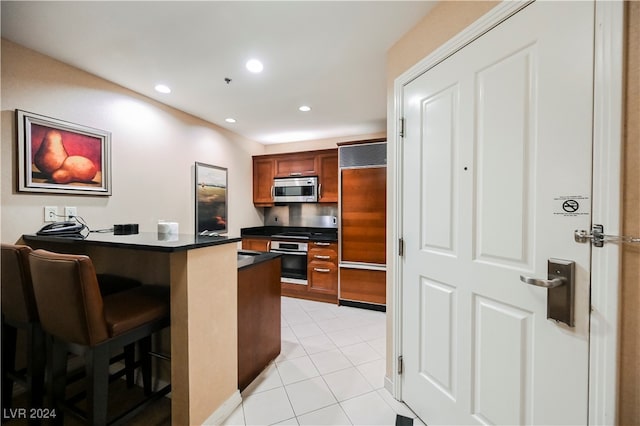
(338, 140), (387, 309)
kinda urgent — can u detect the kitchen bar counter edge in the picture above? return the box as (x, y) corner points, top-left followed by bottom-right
(22, 231), (241, 252)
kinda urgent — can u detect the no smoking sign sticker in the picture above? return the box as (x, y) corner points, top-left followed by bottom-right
(554, 195), (589, 216)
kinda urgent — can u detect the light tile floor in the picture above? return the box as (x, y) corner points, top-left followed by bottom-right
(222, 297), (425, 426)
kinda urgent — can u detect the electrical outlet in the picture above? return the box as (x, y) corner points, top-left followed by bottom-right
(44, 206), (58, 222)
(64, 206), (78, 221)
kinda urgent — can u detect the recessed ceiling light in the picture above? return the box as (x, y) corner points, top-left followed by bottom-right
(154, 84), (171, 94)
(225, 118), (237, 123)
(298, 105), (312, 112)
(246, 59), (264, 73)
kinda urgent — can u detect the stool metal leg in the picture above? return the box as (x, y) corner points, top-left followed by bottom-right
(139, 336), (152, 396)
(123, 343), (135, 389)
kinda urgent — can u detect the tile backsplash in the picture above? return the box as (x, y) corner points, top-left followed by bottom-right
(264, 204), (338, 228)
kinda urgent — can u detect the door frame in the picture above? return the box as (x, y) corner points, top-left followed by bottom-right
(389, 1), (624, 424)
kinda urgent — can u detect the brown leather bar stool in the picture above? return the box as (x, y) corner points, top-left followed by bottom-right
(28, 249), (170, 426)
(1, 244), (45, 422)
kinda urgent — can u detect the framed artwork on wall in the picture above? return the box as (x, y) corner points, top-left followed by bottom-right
(195, 162), (228, 235)
(16, 110), (112, 195)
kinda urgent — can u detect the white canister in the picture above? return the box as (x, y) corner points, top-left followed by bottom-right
(158, 220), (179, 235)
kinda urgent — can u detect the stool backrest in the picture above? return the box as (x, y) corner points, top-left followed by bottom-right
(1, 243), (38, 323)
(29, 249), (109, 346)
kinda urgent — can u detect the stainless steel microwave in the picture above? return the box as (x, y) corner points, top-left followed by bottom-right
(273, 176), (318, 203)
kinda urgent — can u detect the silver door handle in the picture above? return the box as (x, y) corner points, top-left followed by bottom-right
(519, 276), (565, 288)
(519, 259), (575, 327)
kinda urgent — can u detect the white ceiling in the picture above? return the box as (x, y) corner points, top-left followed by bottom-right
(1, 1), (436, 144)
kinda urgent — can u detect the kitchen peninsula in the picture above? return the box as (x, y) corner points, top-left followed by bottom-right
(21, 232), (241, 425)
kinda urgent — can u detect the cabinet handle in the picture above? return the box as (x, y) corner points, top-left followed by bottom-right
(267, 241), (271, 251)
(314, 255), (331, 260)
(271, 185), (274, 200)
(289, 172), (303, 176)
(314, 268), (331, 273)
(318, 183), (323, 199)
(314, 242), (331, 246)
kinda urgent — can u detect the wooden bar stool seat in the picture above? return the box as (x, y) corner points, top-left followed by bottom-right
(28, 249), (170, 426)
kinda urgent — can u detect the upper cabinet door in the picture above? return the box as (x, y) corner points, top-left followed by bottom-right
(274, 154), (316, 177)
(317, 152), (338, 203)
(253, 157), (275, 206)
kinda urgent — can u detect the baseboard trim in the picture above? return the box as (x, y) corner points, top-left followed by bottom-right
(384, 376), (395, 397)
(339, 299), (386, 312)
(202, 390), (242, 425)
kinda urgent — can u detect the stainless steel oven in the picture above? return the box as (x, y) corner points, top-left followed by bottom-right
(270, 240), (308, 285)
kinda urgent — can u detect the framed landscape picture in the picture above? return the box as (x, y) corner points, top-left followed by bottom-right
(195, 162), (228, 235)
(17, 110), (111, 195)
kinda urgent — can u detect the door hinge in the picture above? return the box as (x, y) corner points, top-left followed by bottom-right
(397, 355), (403, 375)
(398, 237), (405, 257)
(575, 224), (640, 248)
(399, 118), (405, 138)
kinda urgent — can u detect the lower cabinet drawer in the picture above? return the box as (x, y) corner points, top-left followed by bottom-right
(308, 261), (338, 295)
(241, 237), (271, 252)
(339, 267), (386, 305)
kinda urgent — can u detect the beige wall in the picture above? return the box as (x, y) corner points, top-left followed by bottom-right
(619, 1), (639, 423)
(384, 0), (499, 382)
(1, 39), (265, 243)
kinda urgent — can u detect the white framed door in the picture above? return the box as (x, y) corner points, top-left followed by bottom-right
(399, 1), (597, 424)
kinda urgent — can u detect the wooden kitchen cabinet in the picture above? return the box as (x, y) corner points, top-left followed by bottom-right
(317, 152), (339, 203)
(242, 237), (271, 252)
(252, 149), (338, 206)
(274, 153), (317, 177)
(307, 241), (338, 297)
(338, 139), (387, 308)
(280, 240), (338, 304)
(308, 262), (338, 295)
(339, 267), (386, 306)
(253, 157), (275, 206)
(238, 255), (281, 391)
(340, 167), (386, 264)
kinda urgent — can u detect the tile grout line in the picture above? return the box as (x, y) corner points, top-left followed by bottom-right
(297, 298), (380, 425)
(239, 297), (390, 425)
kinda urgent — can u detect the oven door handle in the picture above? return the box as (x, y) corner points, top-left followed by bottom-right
(270, 249), (307, 256)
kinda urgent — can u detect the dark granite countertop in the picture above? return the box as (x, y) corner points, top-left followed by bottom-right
(241, 226), (338, 242)
(237, 250), (281, 270)
(23, 232), (241, 253)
